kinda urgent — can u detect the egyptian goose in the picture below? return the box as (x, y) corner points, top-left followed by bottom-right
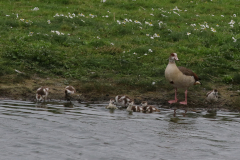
(36, 86), (49, 102)
(105, 98), (118, 109)
(65, 86), (76, 101)
(141, 101), (160, 113)
(127, 101), (143, 112)
(115, 95), (132, 107)
(206, 89), (218, 103)
(165, 53), (201, 105)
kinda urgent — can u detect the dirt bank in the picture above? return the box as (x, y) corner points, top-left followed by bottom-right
(0, 75), (240, 111)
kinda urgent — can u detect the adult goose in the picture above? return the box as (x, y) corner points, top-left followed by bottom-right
(165, 53), (201, 105)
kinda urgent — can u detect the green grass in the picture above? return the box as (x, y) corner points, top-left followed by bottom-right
(1, 0), (240, 91)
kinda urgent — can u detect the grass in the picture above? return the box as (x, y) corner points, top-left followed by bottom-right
(0, 0), (240, 96)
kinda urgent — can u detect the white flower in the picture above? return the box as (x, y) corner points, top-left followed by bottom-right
(20, 19), (24, 22)
(221, 15), (224, 17)
(133, 52), (137, 55)
(148, 49), (153, 52)
(216, 24), (219, 27)
(78, 13), (85, 17)
(6, 15), (10, 17)
(28, 32), (34, 36)
(232, 37), (237, 42)
(47, 20), (51, 24)
(31, 7), (39, 11)
(196, 14), (199, 17)
(101, 0), (106, 2)
(153, 33), (160, 37)
(110, 43), (114, 45)
(97, 36), (100, 39)
(229, 20), (235, 25)
(146, 34), (149, 36)
(191, 24), (196, 27)
(233, 14), (236, 17)
(55, 31), (60, 35)
(150, 13), (154, 16)
(152, 82), (156, 85)
(144, 53), (147, 55)
(187, 32), (191, 36)
(134, 20), (142, 25)
(117, 20), (121, 24)
(211, 27), (216, 32)
(51, 30), (55, 33)
(150, 37), (154, 39)
(173, 6), (180, 11)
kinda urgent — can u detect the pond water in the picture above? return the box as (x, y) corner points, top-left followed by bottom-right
(0, 99), (240, 160)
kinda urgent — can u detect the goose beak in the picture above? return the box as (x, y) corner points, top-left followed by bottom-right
(174, 56), (179, 61)
(195, 81), (202, 85)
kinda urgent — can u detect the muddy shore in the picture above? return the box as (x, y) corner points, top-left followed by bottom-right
(0, 76), (240, 112)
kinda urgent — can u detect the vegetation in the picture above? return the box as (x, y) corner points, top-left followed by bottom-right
(0, 0), (240, 98)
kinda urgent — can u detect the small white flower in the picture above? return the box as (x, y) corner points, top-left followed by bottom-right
(150, 13), (154, 16)
(6, 15), (10, 17)
(148, 49), (153, 52)
(55, 31), (60, 35)
(152, 82), (156, 85)
(153, 33), (160, 37)
(233, 14), (236, 17)
(150, 37), (154, 39)
(211, 27), (216, 32)
(47, 20), (51, 24)
(196, 14), (199, 17)
(187, 32), (191, 36)
(229, 20), (235, 25)
(31, 7), (39, 11)
(144, 53), (147, 55)
(232, 37), (237, 42)
(28, 32), (34, 36)
(146, 34), (150, 36)
(97, 36), (100, 39)
(221, 15), (224, 17)
(191, 24), (196, 27)
(20, 19), (24, 22)
(110, 43), (114, 45)
(133, 52), (137, 55)
(216, 24), (219, 27)
(51, 30), (55, 33)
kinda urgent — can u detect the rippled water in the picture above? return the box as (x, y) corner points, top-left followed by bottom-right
(0, 99), (240, 160)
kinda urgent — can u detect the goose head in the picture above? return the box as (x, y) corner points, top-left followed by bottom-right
(141, 101), (148, 107)
(169, 53), (179, 63)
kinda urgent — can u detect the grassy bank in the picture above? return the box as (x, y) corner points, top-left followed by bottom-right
(1, 0), (240, 108)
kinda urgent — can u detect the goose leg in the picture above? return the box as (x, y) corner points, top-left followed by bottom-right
(179, 90), (188, 105)
(168, 88), (178, 104)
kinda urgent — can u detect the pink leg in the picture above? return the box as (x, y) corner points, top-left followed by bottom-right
(179, 90), (188, 105)
(168, 88), (178, 104)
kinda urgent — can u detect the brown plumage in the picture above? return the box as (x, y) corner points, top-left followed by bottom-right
(141, 101), (160, 113)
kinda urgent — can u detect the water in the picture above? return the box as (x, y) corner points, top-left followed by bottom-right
(0, 99), (240, 160)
